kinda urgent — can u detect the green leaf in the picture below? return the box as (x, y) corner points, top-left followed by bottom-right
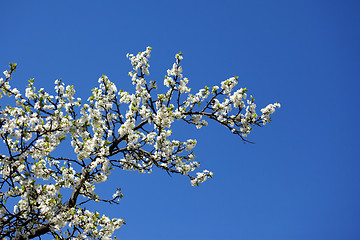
(9, 62), (17, 72)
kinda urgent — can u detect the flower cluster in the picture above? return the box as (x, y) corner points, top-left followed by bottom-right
(0, 48), (279, 239)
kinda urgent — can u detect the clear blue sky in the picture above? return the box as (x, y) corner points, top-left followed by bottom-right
(1, 1), (360, 239)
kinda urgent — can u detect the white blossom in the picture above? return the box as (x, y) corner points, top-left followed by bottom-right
(0, 48), (279, 239)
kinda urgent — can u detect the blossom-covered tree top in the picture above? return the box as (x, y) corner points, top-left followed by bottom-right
(0, 47), (280, 239)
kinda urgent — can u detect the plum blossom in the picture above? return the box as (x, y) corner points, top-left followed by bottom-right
(0, 47), (279, 240)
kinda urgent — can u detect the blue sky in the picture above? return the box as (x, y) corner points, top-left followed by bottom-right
(1, 1), (360, 239)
